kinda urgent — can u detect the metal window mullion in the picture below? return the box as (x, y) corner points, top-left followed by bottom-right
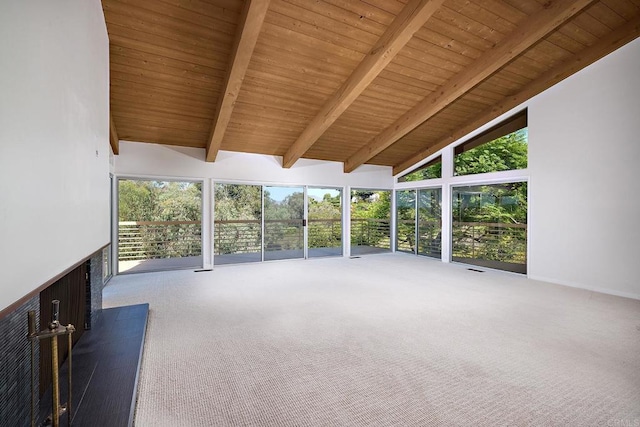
(261, 186), (265, 263)
(303, 186), (308, 259)
(414, 189), (418, 255)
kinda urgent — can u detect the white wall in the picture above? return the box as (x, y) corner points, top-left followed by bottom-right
(528, 38), (640, 299)
(0, 1), (110, 311)
(115, 142), (393, 189)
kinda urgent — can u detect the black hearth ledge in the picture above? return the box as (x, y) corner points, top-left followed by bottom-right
(38, 303), (149, 427)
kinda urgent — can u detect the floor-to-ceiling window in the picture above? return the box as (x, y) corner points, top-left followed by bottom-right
(214, 183), (262, 265)
(350, 189), (391, 255)
(117, 179), (202, 273)
(395, 110), (527, 272)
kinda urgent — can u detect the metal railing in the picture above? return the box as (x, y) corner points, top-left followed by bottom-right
(264, 219), (304, 251)
(214, 219), (261, 255)
(117, 217), (527, 270)
(118, 221), (202, 261)
(308, 218), (342, 248)
(396, 219), (442, 256)
(350, 218), (391, 249)
(452, 221), (527, 264)
(214, 218), (343, 255)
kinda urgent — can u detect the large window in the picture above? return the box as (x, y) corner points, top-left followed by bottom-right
(396, 190), (416, 253)
(214, 184), (344, 264)
(395, 111), (527, 272)
(308, 188), (343, 258)
(214, 183), (262, 265)
(264, 186), (305, 261)
(118, 179), (202, 273)
(452, 183), (527, 273)
(417, 188), (442, 258)
(454, 110), (527, 176)
(350, 190), (391, 255)
(395, 188), (442, 258)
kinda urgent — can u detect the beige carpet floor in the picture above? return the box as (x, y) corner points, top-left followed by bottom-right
(103, 254), (640, 426)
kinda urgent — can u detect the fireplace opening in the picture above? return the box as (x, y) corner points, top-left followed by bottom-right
(38, 263), (87, 396)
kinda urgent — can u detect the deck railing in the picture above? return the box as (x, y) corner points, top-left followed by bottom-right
(350, 218), (391, 249)
(396, 219), (442, 256)
(119, 219), (526, 264)
(118, 221), (202, 261)
(452, 221), (527, 264)
(214, 218), (343, 255)
(214, 219), (261, 255)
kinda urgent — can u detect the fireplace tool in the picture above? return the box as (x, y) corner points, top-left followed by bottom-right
(27, 300), (75, 427)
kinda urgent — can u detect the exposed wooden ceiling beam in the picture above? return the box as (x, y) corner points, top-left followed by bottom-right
(392, 16), (640, 176)
(205, 0), (270, 162)
(343, 0), (596, 173)
(281, 0), (444, 168)
(109, 112), (119, 155)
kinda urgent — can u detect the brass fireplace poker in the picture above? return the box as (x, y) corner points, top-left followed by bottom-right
(28, 300), (75, 427)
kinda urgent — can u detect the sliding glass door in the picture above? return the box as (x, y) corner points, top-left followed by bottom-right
(394, 187), (442, 258)
(396, 190), (416, 253)
(308, 187), (342, 258)
(417, 188), (442, 258)
(214, 183), (262, 265)
(213, 184), (345, 264)
(264, 186), (305, 261)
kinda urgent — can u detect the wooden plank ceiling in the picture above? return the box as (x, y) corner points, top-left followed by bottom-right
(103, 0), (640, 174)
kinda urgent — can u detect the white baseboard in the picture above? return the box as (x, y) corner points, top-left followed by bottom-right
(527, 274), (640, 300)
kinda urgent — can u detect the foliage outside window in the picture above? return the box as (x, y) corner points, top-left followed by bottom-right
(350, 190), (391, 254)
(395, 188), (442, 258)
(118, 180), (202, 273)
(417, 188), (442, 258)
(396, 190), (416, 253)
(307, 189), (342, 254)
(454, 111), (528, 176)
(398, 156), (442, 182)
(263, 187), (305, 259)
(452, 182), (527, 273)
(214, 183), (262, 263)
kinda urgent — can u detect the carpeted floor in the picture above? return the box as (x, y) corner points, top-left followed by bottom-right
(103, 254), (640, 426)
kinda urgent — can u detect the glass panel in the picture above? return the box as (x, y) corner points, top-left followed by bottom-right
(418, 188), (442, 258)
(398, 156), (442, 182)
(308, 188), (342, 258)
(454, 128), (528, 176)
(118, 179), (202, 273)
(264, 186), (304, 261)
(350, 190), (391, 255)
(452, 182), (527, 273)
(214, 183), (262, 265)
(396, 190), (416, 253)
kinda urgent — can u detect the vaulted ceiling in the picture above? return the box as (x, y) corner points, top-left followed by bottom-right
(103, 0), (640, 174)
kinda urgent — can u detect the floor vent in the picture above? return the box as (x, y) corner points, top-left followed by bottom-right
(467, 268), (484, 273)
(349, 256), (361, 259)
(194, 269), (213, 273)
